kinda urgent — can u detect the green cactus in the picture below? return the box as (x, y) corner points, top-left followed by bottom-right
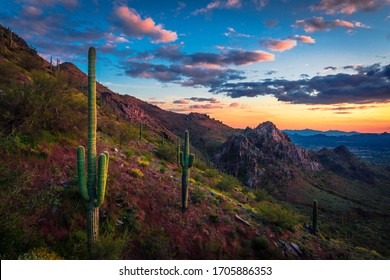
(50, 56), (53, 72)
(139, 122), (142, 140)
(76, 47), (109, 256)
(176, 138), (180, 166)
(179, 130), (195, 212)
(312, 199), (318, 234)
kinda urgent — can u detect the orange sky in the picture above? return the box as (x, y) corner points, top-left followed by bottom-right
(160, 96), (390, 133)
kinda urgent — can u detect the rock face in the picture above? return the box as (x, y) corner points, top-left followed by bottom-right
(214, 121), (322, 188)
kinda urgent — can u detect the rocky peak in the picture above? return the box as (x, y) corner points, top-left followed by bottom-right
(215, 121), (322, 188)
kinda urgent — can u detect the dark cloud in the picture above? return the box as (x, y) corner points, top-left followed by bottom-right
(312, 0), (387, 14)
(173, 99), (190, 104)
(309, 105), (379, 111)
(186, 97), (220, 103)
(265, 70), (278, 75)
(324, 66), (338, 71)
(189, 104), (224, 109)
(124, 61), (245, 88)
(210, 62), (390, 105)
(136, 45), (274, 67)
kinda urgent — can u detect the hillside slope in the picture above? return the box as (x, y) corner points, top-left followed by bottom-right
(0, 25), (387, 260)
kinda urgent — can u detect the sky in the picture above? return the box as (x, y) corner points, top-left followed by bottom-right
(1, 0), (390, 132)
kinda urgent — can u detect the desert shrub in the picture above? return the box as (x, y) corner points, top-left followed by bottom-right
(253, 236), (269, 251)
(255, 201), (302, 230)
(128, 168), (144, 178)
(155, 142), (176, 163)
(58, 230), (88, 260)
(254, 188), (272, 202)
(194, 159), (208, 171)
(217, 173), (240, 192)
(191, 187), (207, 204)
(138, 227), (173, 259)
(204, 168), (219, 179)
(18, 247), (63, 260)
(93, 231), (129, 260)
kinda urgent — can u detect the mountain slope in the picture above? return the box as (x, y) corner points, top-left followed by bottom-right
(0, 25), (388, 260)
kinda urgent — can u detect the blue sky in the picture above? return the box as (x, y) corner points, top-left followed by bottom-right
(1, 0), (390, 131)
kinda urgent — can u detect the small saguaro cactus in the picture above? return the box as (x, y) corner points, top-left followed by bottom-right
(312, 199), (318, 234)
(50, 56), (53, 71)
(76, 47), (109, 256)
(139, 122), (142, 140)
(179, 130), (195, 212)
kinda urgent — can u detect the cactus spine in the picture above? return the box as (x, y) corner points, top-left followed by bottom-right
(139, 122), (142, 140)
(77, 47), (109, 256)
(179, 130), (195, 212)
(312, 199), (318, 234)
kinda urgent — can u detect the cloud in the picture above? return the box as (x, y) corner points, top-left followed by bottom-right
(17, 0), (78, 9)
(192, 0), (242, 15)
(292, 35), (316, 44)
(224, 27), (253, 38)
(210, 62), (390, 105)
(186, 97), (220, 103)
(111, 6), (177, 43)
(189, 104), (224, 109)
(265, 19), (279, 27)
(229, 102), (240, 107)
(173, 99), (191, 104)
(148, 98), (166, 105)
(265, 70), (278, 75)
(260, 38), (297, 52)
(324, 66), (338, 71)
(20, 5), (43, 17)
(309, 105), (379, 111)
(124, 61), (245, 88)
(252, 0), (269, 10)
(131, 45), (275, 67)
(312, 0), (389, 14)
(295, 17), (368, 33)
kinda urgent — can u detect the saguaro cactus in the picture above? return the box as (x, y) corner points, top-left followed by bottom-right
(312, 199), (318, 234)
(179, 130), (195, 212)
(139, 122), (142, 140)
(77, 47), (109, 255)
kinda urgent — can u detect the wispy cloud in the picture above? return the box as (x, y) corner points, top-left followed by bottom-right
(224, 27), (253, 38)
(291, 35), (316, 44)
(312, 0), (389, 15)
(295, 17), (367, 32)
(111, 6), (177, 43)
(192, 0), (242, 15)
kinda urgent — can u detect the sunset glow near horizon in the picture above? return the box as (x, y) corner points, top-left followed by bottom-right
(1, 0), (390, 132)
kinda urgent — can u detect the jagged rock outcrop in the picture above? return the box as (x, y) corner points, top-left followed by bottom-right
(214, 121), (322, 188)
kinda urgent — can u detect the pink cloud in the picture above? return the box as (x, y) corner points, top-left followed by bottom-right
(295, 17), (365, 33)
(312, 0), (389, 15)
(21, 5), (43, 17)
(113, 6), (177, 43)
(229, 102), (240, 108)
(293, 35), (316, 44)
(189, 104), (224, 109)
(261, 39), (297, 52)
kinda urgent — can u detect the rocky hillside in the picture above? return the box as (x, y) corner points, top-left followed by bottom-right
(215, 121), (322, 188)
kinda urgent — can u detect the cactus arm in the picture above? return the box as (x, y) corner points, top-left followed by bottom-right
(95, 153), (107, 207)
(77, 146), (89, 201)
(103, 151), (109, 186)
(189, 153), (195, 168)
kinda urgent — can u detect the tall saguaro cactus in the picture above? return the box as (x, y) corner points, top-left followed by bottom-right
(312, 199), (318, 234)
(179, 130), (195, 212)
(139, 122), (142, 140)
(77, 47), (109, 255)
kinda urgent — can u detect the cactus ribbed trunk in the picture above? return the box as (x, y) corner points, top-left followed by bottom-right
(87, 47), (98, 246)
(181, 167), (189, 211)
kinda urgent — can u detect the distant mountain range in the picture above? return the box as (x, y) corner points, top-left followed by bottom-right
(282, 129), (360, 137)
